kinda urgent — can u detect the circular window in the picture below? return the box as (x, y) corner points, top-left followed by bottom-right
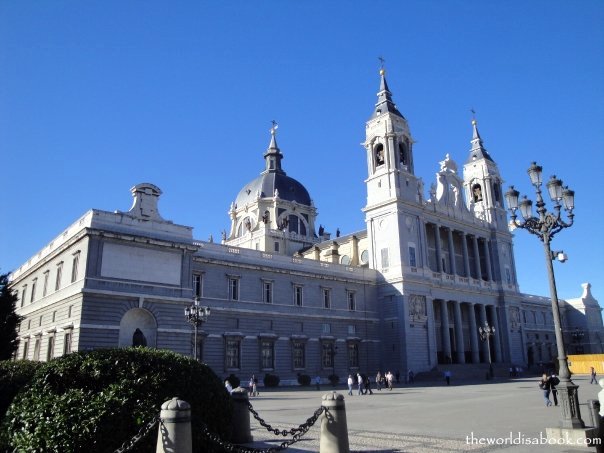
(360, 250), (369, 264)
(340, 255), (351, 265)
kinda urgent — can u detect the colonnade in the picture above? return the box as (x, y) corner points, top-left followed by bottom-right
(425, 222), (494, 282)
(434, 299), (503, 365)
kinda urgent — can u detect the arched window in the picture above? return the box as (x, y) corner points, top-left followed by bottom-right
(399, 141), (408, 167)
(287, 215), (307, 236)
(472, 183), (483, 202)
(374, 144), (385, 166)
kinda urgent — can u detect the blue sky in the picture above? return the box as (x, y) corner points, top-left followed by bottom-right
(1, 1), (603, 304)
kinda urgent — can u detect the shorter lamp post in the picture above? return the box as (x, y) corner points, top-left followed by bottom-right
(478, 322), (495, 379)
(184, 297), (210, 361)
(505, 161), (583, 429)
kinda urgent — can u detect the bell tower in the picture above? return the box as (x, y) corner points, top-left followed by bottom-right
(462, 118), (508, 232)
(363, 68), (422, 276)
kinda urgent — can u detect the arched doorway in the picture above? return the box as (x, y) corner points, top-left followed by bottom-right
(119, 308), (157, 348)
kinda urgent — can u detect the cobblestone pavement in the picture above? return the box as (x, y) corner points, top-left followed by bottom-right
(240, 374), (602, 453)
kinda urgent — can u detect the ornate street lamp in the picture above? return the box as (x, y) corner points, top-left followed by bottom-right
(505, 162), (583, 428)
(478, 322), (495, 378)
(184, 297), (211, 361)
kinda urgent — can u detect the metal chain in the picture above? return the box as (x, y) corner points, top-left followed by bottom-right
(197, 405), (325, 453)
(247, 401), (324, 437)
(114, 415), (160, 453)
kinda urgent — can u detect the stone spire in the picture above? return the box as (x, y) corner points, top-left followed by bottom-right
(263, 121), (285, 175)
(467, 118), (494, 163)
(371, 67), (404, 120)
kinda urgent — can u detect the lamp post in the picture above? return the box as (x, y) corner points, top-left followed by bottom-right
(505, 162), (583, 428)
(184, 297), (211, 361)
(478, 322), (495, 379)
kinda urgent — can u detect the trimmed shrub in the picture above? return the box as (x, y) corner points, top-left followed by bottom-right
(328, 374), (340, 386)
(263, 373), (280, 387)
(226, 373), (240, 388)
(1, 348), (233, 452)
(0, 360), (43, 450)
(297, 373), (311, 386)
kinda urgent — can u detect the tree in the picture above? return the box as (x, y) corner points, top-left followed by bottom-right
(0, 273), (22, 360)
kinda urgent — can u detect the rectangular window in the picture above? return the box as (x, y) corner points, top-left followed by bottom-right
(293, 285), (303, 306)
(33, 338), (41, 361)
(63, 331), (72, 355)
(321, 342), (334, 368)
(71, 251), (80, 283)
(505, 267), (512, 284)
(226, 339), (240, 369)
(348, 325), (356, 335)
(381, 248), (389, 269)
(43, 271), (49, 297)
(348, 343), (359, 368)
(22, 340), (29, 360)
(21, 285), (27, 307)
(322, 323), (331, 334)
(408, 245), (417, 267)
(347, 291), (356, 311)
(55, 262), (63, 291)
(262, 281), (273, 304)
(52, 311), (56, 323)
(46, 336), (55, 361)
(323, 288), (331, 309)
(193, 274), (202, 298)
(260, 340), (274, 369)
(274, 242), (280, 252)
(39, 315), (42, 327)
(293, 342), (305, 369)
(30, 279), (37, 303)
(229, 277), (239, 301)
(68, 305), (73, 318)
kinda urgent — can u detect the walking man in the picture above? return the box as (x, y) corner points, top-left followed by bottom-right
(591, 367), (597, 384)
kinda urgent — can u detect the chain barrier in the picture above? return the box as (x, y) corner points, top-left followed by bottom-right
(113, 415), (161, 453)
(198, 404), (325, 453)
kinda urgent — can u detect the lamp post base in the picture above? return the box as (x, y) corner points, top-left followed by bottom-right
(545, 427), (597, 445)
(557, 380), (585, 429)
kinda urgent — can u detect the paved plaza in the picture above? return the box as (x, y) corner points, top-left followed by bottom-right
(242, 374), (603, 452)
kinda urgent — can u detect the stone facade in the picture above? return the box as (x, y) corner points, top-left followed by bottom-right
(10, 72), (604, 384)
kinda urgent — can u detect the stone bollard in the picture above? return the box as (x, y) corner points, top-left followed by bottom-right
(156, 397), (192, 453)
(588, 399), (601, 429)
(319, 392), (350, 453)
(230, 387), (253, 444)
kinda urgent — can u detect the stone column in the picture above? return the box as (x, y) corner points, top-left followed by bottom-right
(447, 228), (457, 276)
(156, 398), (192, 453)
(472, 236), (482, 280)
(453, 301), (465, 364)
(320, 392), (350, 453)
(483, 239), (493, 281)
(461, 233), (471, 278)
(230, 388), (253, 443)
(490, 306), (503, 363)
(467, 303), (480, 363)
(434, 225), (443, 273)
(440, 300), (452, 363)
(478, 304), (488, 362)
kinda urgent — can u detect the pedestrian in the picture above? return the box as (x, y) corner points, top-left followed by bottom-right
(357, 373), (364, 395)
(395, 370), (400, 384)
(248, 376), (254, 396)
(549, 373), (560, 406)
(591, 367), (597, 384)
(225, 379), (233, 394)
(444, 370), (451, 386)
(408, 369), (414, 384)
(315, 375), (321, 390)
(253, 374), (259, 396)
(539, 373), (552, 406)
(376, 371), (382, 391)
(364, 375), (373, 395)
(509, 367), (513, 377)
(386, 371), (393, 390)
(347, 374), (354, 396)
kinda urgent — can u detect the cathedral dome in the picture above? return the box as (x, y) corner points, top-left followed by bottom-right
(234, 126), (312, 208)
(235, 172), (311, 207)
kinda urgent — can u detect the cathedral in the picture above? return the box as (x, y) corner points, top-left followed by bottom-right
(10, 69), (603, 383)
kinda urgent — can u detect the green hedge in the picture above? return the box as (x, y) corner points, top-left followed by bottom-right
(263, 373), (280, 387)
(1, 348), (233, 452)
(0, 360), (41, 422)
